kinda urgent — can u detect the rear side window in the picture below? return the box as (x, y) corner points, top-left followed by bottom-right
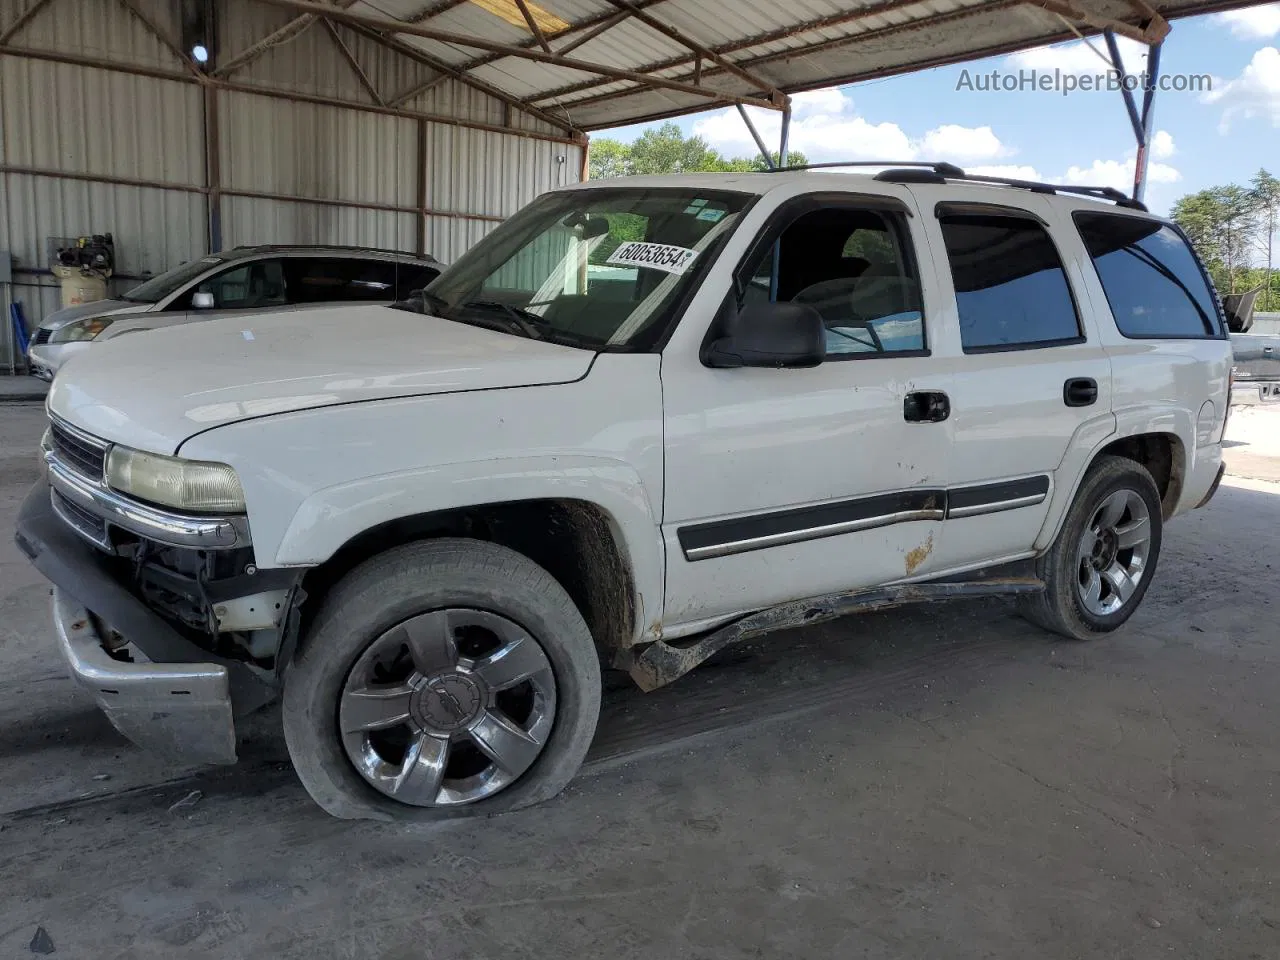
(394, 264), (441, 300)
(938, 214), (1081, 352)
(286, 258), (398, 305)
(1074, 212), (1221, 338)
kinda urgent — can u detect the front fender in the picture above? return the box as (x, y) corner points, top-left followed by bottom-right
(274, 455), (665, 644)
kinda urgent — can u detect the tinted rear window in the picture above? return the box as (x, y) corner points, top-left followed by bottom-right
(938, 214), (1081, 351)
(1074, 212), (1221, 338)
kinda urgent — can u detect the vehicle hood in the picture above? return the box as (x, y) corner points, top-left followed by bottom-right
(47, 305), (596, 452)
(39, 299), (152, 330)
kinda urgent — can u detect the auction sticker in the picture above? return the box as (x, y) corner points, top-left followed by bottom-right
(606, 241), (699, 275)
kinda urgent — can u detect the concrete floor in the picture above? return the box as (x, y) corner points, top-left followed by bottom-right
(1, 403), (1278, 959)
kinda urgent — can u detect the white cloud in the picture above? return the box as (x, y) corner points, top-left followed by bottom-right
(1215, 4), (1280, 38)
(1150, 129), (1175, 159)
(1063, 158), (1179, 191)
(1202, 46), (1280, 131)
(918, 125), (1008, 162)
(691, 95), (1009, 165)
(1007, 36), (1147, 75)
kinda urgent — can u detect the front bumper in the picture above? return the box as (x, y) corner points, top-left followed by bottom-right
(15, 480), (276, 765)
(27, 341), (90, 381)
(52, 590), (238, 765)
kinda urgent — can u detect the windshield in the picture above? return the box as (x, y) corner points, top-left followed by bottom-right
(123, 256), (226, 303)
(405, 187), (753, 350)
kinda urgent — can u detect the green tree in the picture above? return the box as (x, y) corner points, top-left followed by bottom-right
(1172, 185), (1260, 293)
(1252, 169), (1280, 308)
(628, 122), (725, 175)
(588, 138), (633, 180)
(587, 123), (809, 179)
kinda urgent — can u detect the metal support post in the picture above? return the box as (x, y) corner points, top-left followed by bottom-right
(737, 103), (776, 170)
(778, 99), (792, 168)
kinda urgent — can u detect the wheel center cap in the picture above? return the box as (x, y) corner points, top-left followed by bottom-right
(413, 673), (483, 732)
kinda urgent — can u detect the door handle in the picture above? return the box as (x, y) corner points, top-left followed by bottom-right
(1063, 377), (1098, 407)
(904, 390), (950, 423)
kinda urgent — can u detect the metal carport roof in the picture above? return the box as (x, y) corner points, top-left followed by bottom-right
(249, 0), (1259, 133)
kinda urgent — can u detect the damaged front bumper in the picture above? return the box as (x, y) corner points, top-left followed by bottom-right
(52, 590), (239, 765)
(16, 480), (278, 765)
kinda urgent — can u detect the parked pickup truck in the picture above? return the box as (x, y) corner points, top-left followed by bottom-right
(1231, 333), (1280, 404)
(17, 168), (1231, 821)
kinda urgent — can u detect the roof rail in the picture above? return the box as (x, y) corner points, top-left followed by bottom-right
(766, 160), (1147, 212)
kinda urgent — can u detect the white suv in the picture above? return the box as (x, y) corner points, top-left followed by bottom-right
(17, 168), (1231, 820)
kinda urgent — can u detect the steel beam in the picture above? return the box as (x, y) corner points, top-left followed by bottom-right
(736, 104), (775, 170)
(601, 0), (784, 100)
(0, 164), (505, 224)
(322, 19), (385, 105)
(0, 44), (583, 146)
(555, 0), (1023, 112)
(204, 85), (223, 252)
(213, 0), (361, 78)
(346, 24), (578, 134)
(0, 0), (55, 46)
(246, 0), (780, 111)
(387, 72), (451, 109)
(1133, 40), (1162, 203)
(116, 0), (204, 77)
(513, 0), (552, 52)
(532, 0), (934, 105)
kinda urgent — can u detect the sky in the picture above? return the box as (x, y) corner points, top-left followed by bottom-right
(595, 5), (1280, 215)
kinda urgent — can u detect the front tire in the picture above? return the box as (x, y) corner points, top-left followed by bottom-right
(283, 539), (601, 821)
(1019, 456), (1163, 641)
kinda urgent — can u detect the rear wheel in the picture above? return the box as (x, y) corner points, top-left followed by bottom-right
(1019, 456), (1163, 640)
(283, 539), (601, 820)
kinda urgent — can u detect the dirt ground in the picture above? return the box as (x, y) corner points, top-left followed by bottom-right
(1, 402), (1278, 959)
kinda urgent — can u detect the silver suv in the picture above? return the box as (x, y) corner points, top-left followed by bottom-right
(27, 245), (442, 380)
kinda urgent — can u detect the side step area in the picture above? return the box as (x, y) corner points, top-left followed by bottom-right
(628, 577), (1045, 692)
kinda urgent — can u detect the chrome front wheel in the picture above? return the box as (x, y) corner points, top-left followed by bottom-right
(339, 609), (557, 808)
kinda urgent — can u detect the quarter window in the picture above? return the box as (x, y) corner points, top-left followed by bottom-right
(1074, 212), (1221, 338)
(939, 214), (1081, 351)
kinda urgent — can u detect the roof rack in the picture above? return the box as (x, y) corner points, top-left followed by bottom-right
(767, 161), (1147, 212)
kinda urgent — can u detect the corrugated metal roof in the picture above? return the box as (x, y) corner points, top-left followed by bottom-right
(249, 0), (1255, 130)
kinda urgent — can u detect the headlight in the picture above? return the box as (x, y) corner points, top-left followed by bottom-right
(39, 428), (52, 466)
(49, 316), (115, 343)
(106, 446), (246, 513)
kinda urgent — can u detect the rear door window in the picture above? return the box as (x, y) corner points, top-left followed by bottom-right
(1074, 212), (1222, 338)
(286, 258), (398, 304)
(938, 213), (1082, 352)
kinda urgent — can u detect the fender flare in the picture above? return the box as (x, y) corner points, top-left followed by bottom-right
(1034, 405), (1193, 551)
(272, 455), (665, 644)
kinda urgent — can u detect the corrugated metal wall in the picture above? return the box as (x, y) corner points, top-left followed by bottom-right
(0, 0), (584, 363)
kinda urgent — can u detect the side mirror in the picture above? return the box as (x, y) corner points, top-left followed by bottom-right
(705, 301), (825, 368)
(191, 291), (215, 310)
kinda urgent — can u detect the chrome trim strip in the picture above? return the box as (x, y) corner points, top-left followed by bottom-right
(947, 492), (1047, 519)
(49, 414), (110, 456)
(46, 454), (248, 550)
(684, 508), (946, 561)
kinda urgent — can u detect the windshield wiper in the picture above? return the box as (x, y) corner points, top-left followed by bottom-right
(457, 299), (547, 340)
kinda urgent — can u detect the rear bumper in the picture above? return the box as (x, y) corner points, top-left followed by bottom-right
(15, 479), (276, 766)
(1230, 379), (1280, 405)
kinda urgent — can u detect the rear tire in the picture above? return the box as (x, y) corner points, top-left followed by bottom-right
(1019, 456), (1163, 641)
(283, 539), (601, 821)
